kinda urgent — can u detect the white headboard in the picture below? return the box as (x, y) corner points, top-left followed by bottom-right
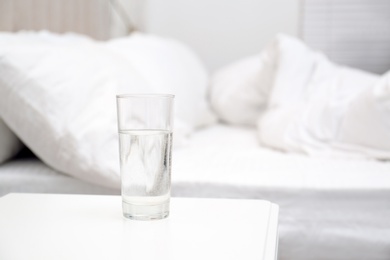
(2, 0), (388, 74)
(0, 0), (132, 40)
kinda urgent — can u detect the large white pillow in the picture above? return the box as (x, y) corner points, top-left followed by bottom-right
(257, 35), (386, 159)
(0, 31), (87, 164)
(0, 31), (215, 187)
(0, 37), (150, 188)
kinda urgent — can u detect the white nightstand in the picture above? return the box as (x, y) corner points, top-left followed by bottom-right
(0, 193), (278, 260)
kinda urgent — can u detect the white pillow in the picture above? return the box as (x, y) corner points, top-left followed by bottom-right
(0, 31), (214, 187)
(257, 35), (385, 159)
(0, 120), (23, 164)
(0, 38), (150, 188)
(107, 33), (216, 129)
(0, 31), (93, 164)
(0, 31), (89, 164)
(209, 45), (275, 126)
(210, 55), (265, 125)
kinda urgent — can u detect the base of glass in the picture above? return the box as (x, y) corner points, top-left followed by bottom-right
(122, 200), (169, 220)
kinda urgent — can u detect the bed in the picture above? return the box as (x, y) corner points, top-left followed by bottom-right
(1, 1), (390, 260)
(1, 124), (390, 260)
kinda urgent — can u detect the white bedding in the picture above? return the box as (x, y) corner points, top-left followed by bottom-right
(1, 124), (389, 260)
(173, 125), (390, 260)
(211, 35), (390, 160)
(174, 125), (390, 191)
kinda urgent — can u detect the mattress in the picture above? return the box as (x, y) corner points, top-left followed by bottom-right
(1, 124), (389, 260)
(0, 159), (119, 196)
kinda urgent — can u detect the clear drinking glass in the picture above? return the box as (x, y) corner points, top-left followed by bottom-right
(116, 94), (174, 220)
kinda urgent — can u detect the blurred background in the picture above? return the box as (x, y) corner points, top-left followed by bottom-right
(2, 0), (389, 73)
(1, 1), (390, 260)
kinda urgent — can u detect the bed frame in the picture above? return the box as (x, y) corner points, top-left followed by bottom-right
(0, 0), (133, 40)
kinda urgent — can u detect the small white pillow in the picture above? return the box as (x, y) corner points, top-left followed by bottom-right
(210, 55), (265, 125)
(0, 120), (23, 164)
(209, 45), (275, 126)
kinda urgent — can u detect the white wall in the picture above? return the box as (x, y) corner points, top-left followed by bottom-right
(127, 0), (301, 72)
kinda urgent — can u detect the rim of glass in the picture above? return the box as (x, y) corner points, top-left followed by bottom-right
(116, 93), (175, 99)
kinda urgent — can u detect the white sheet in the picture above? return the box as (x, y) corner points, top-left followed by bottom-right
(174, 124), (390, 190)
(172, 124), (390, 260)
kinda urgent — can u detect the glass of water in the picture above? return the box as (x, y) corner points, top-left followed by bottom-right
(116, 94), (174, 220)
